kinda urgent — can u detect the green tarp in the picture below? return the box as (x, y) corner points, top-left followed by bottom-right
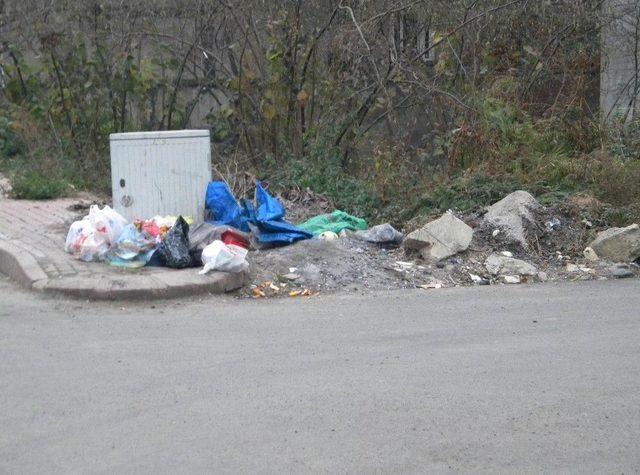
(298, 210), (367, 236)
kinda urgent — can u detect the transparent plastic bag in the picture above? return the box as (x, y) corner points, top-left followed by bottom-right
(65, 227), (109, 262)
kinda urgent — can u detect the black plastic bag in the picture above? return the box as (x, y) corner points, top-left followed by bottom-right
(156, 216), (192, 269)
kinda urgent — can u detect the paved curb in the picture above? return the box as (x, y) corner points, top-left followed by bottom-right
(0, 240), (49, 288)
(0, 240), (248, 300)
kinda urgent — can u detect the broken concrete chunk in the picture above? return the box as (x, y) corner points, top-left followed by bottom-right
(404, 211), (473, 261)
(588, 224), (640, 262)
(583, 247), (599, 261)
(484, 253), (538, 276)
(484, 190), (541, 248)
(354, 223), (403, 244)
(610, 264), (634, 279)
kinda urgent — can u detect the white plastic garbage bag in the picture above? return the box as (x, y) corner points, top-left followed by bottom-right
(88, 205), (127, 246)
(199, 240), (249, 274)
(65, 218), (110, 262)
(64, 205), (128, 262)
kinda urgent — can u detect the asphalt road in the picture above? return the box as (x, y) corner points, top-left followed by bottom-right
(1, 276), (639, 473)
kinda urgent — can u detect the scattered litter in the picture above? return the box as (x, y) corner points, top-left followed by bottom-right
(269, 282), (280, 292)
(469, 273), (490, 285)
(252, 287), (266, 299)
(420, 282), (443, 290)
(492, 229), (501, 238)
(199, 240), (249, 274)
(298, 210), (367, 236)
(353, 223), (403, 244)
(500, 251), (513, 257)
(503, 275), (521, 284)
(545, 217), (561, 231)
(319, 231), (339, 241)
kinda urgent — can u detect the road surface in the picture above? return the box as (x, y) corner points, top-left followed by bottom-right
(1, 276), (639, 473)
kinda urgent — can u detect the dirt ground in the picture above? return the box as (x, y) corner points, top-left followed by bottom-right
(243, 198), (639, 299)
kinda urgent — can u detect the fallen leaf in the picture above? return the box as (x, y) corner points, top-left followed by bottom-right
(252, 288), (266, 298)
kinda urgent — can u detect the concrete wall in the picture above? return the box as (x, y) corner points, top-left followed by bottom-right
(601, 0), (640, 122)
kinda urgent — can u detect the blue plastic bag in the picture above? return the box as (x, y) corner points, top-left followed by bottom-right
(205, 182), (250, 232)
(205, 181), (312, 246)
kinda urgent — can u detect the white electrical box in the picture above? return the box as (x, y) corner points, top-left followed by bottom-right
(110, 130), (212, 222)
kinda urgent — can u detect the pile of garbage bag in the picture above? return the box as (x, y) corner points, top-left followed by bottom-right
(64, 180), (403, 275)
(65, 205), (251, 273)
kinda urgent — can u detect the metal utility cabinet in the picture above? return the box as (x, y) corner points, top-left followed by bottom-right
(110, 130), (212, 222)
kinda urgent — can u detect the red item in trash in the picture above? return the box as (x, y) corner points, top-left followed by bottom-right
(142, 222), (161, 238)
(221, 230), (249, 249)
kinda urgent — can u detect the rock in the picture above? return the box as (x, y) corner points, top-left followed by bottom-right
(354, 223), (403, 244)
(610, 264), (634, 279)
(420, 278), (444, 290)
(484, 190), (541, 248)
(537, 271), (549, 282)
(404, 211), (473, 261)
(485, 253), (538, 276)
(588, 224), (640, 262)
(565, 263), (580, 273)
(583, 247), (599, 261)
(503, 275), (521, 284)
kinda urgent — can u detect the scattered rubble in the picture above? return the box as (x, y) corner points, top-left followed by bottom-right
(588, 224), (640, 262)
(583, 247), (599, 261)
(246, 189), (640, 297)
(484, 190), (541, 248)
(404, 210), (473, 261)
(610, 264), (635, 279)
(484, 253), (538, 276)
